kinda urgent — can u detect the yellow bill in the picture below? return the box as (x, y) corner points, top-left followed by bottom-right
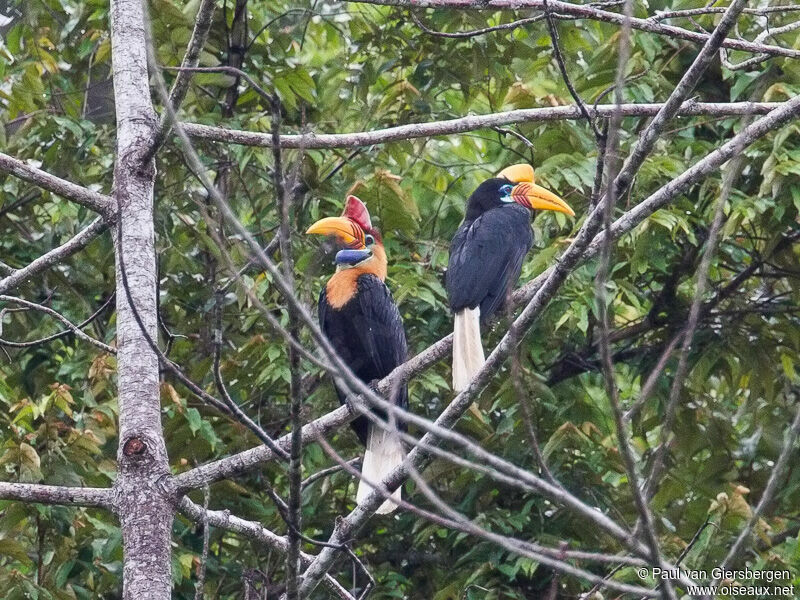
(511, 182), (575, 216)
(306, 216), (366, 249)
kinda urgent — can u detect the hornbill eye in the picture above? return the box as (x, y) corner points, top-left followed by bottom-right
(365, 234), (375, 246)
(499, 184), (514, 199)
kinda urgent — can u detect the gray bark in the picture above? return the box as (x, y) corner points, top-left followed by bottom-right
(109, 1), (172, 599)
(350, 0), (800, 59)
(181, 101), (785, 149)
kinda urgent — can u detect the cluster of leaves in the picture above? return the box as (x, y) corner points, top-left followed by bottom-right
(1, 0), (800, 598)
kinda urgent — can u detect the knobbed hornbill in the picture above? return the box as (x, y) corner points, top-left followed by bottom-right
(306, 196), (407, 514)
(447, 164), (575, 392)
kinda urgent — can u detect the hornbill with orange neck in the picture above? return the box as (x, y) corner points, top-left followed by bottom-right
(306, 196), (407, 514)
(447, 164), (575, 392)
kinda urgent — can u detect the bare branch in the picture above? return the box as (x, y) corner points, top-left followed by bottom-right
(650, 5), (800, 22)
(711, 399), (800, 586)
(142, 0), (217, 163)
(591, 0), (674, 595)
(172, 406), (353, 492)
(411, 10), (544, 38)
(0, 217), (107, 295)
(295, 94), (800, 597)
(347, 0), (800, 59)
(0, 481), (112, 508)
(181, 94), (800, 496)
(0, 293), (114, 350)
(542, 0), (604, 143)
(314, 435), (660, 598)
(615, 0), (751, 196)
(301, 458), (361, 489)
(271, 95), (304, 600)
(721, 17), (800, 71)
(178, 497), (357, 600)
(181, 102), (785, 149)
(0, 151), (113, 216)
(0, 295), (116, 354)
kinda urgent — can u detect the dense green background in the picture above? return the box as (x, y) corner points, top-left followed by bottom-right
(1, 0), (800, 597)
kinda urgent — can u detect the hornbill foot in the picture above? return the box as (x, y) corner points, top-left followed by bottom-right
(368, 378), (381, 395)
(343, 392), (362, 416)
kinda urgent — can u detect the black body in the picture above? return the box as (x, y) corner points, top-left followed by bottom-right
(446, 178), (534, 324)
(319, 274), (408, 445)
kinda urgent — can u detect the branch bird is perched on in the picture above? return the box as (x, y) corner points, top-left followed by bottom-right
(446, 164), (576, 392)
(306, 196), (408, 514)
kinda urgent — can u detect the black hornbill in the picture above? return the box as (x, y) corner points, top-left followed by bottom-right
(446, 164), (575, 391)
(306, 195), (407, 514)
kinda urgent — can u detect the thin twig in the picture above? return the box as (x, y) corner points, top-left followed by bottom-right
(273, 94), (303, 600)
(0, 218), (108, 295)
(346, 0), (800, 60)
(411, 10), (544, 38)
(301, 458), (361, 489)
(178, 497), (357, 600)
(193, 485), (211, 600)
(142, 0), (217, 163)
(591, 1), (674, 596)
(0, 293), (114, 349)
(542, 0), (604, 143)
(709, 398), (800, 590)
(642, 143), (744, 501)
(0, 295), (116, 354)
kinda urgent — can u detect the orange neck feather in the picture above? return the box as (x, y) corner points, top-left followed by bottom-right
(325, 244), (388, 309)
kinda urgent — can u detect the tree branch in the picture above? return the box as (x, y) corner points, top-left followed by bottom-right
(172, 406), (353, 492)
(650, 5), (800, 22)
(0, 151), (113, 217)
(294, 94), (800, 596)
(348, 0), (800, 59)
(178, 497), (357, 600)
(709, 398), (800, 591)
(180, 94), (800, 498)
(141, 0), (217, 163)
(0, 481), (112, 508)
(180, 102), (785, 149)
(0, 295), (116, 354)
(411, 11), (544, 38)
(614, 0), (750, 196)
(590, 0), (674, 594)
(0, 217), (108, 295)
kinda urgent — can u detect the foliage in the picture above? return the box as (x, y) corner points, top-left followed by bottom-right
(1, 0), (800, 598)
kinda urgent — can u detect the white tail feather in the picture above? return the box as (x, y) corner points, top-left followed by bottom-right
(453, 307), (485, 392)
(357, 426), (404, 514)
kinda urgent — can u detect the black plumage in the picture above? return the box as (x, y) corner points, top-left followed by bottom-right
(318, 274), (408, 444)
(446, 179), (534, 324)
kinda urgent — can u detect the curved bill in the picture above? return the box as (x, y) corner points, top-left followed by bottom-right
(511, 182), (575, 216)
(306, 216), (366, 249)
(335, 248), (372, 267)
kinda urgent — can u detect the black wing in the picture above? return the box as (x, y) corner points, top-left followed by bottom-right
(319, 274), (408, 444)
(446, 204), (533, 322)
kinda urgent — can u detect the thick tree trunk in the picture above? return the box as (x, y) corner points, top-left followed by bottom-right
(109, 1), (173, 599)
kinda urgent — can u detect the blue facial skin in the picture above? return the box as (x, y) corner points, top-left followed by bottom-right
(499, 183), (514, 203)
(335, 248), (371, 266)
